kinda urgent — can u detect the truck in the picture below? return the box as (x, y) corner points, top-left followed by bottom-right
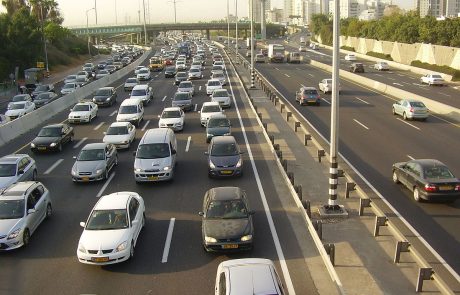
(286, 51), (301, 63)
(268, 44), (285, 63)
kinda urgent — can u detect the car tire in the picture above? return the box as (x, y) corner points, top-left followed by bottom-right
(45, 203), (52, 219)
(104, 169), (109, 180)
(403, 112), (408, 120)
(129, 242), (135, 259)
(32, 169), (37, 181)
(392, 107), (396, 115)
(392, 171), (399, 184)
(23, 229), (30, 247)
(57, 143), (62, 152)
(70, 135), (74, 142)
(142, 213), (146, 228)
(114, 156), (118, 166)
(413, 187), (422, 202)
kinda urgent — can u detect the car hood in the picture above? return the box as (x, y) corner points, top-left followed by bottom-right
(5, 109), (25, 116)
(178, 87), (193, 92)
(79, 228), (130, 250)
(0, 218), (23, 236)
(207, 126), (230, 136)
(159, 118), (183, 125)
(212, 96), (229, 102)
(203, 218), (251, 239)
(135, 157), (171, 171)
(73, 160), (106, 173)
(32, 136), (60, 145)
(0, 177), (17, 189)
(69, 111), (90, 117)
(103, 134), (131, 144)
(201, 112), (222, 120)
(117, 113), (140, 121)
(209, 155), (240, 167)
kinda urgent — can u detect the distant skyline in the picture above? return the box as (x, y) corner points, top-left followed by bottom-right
(0, 0), (415, 26)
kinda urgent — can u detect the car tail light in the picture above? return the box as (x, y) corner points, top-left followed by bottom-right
(409, 108), (414, 113)
(455, 184), (460, 191)
(424, 184), (437, 192)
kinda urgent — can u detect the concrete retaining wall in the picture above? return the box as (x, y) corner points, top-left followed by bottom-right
(0, 49), (151, 147)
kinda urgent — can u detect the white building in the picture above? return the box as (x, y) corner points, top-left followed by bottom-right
(445, 0), (460, 17)
(329, 0), (390, 19)
(266, 8), (284, 23)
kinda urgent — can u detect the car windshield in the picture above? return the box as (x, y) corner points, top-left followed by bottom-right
(208, 118), (230, 128)
(166, 67), (175, 72)
(432, 75), (442, 79)
(206, 200), (248, 219)
(409, 101), (426, 108)
(179, 82), (192, 88)
(324, 79), (332, 84)
(99, 70), (109, 75)
(190, 68), (199, 73)
(212, 66), (223, 71)
(211, 142), (239, 156)
(66, 75), (76, 80)
(126, 78), (137, 83)
(38, 127), (61, 137)
(77, 149), (105, 161)
(35, 85), (48, 91)
(139, 69), (149, 74)
(106, 126), (128, 135)
(12, 95), (27, 102)
(177, 73), (187, 78)
(86, 209), (128, 230)
(423, 166), (455, 179)
(10, 103), (26, 110)
(36, 93), (52, 100)
(162, 110), (181, 118)
(136, 143), (170, 159)
(95, 89), (111, 96)
(72, 105), (89, 112)
(208, 81), (220, 87)
(0, 200), (24, 219)
(303, 89), (318, 95)
(77, 71), (86, 76)
(174, 93), (190, 101)
(76, 77), (86, 82)
(202, 105), (221, 113)
(63, 84), (75, 89)
(0, 164), (16, 177)
(131, 89), (147, 96)
(119, 105), (138, 114)
(213, 91), (228, 97)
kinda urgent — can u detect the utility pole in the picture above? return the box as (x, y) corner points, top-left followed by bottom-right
(94, 0), (97, 24)
(227, 0), (230, 48)
(235, 0), (238, 62)
(250, 0), (255, 88)
(115, 0), (118, 24)
(86, 7), (95, 59)
(142, 0), (147, 44)
(39, 3), (49, 73)
(169, 0), (179, 23)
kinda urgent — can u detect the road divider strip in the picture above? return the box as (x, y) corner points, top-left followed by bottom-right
(73, 137), (88, 149)
(96, 172), (116, 198)
(161, 218), (175, 263)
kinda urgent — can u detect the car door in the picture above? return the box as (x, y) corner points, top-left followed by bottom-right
(129, 198), (142, 243)
(405, 163), (422, 191)
(106, 144), (116, 170)
(394, 100), (403, 115)
(215, 271), (226, 295)
(26, 192), (40, 232)
(400, 162), (416, 189)
(18, 158), (32, 181)
(31, 185), (46, 228)
(128, 123), (135, 141)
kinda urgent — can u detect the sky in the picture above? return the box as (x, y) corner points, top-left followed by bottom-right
(0, 0), (414, 27)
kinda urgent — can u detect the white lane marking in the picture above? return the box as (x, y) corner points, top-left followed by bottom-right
(387, 77), (396, 81)
(388, 71), (393, 74)
(162, 95), (167, 101)
(308, 73), (313, 77)
(109, 110), (117, 116)
(44, 159), (64, 175)
(275, 67), (280, 71)
(321, 98), (331, 105)
(408, 77), (416, 80)
(393, 83), (404, 87)
(115, 84), (124, 90)
(73, 137), (87, 148)
(141, 120), (150, 131)
(353, 119), (369, 130)
(295, 67), (302, 70)
(300, 84), (306, 87)
(194, 104), (198, 112)
(93, 122), (105, 130)
(96, 172), (116, 198)
(413, 83), (425, 87)
(225, 60), (296, 295)
(402, 82), (411, 85)
(185, 136), (191, 152)
(284, 73), (290, 78)
(396, 118), (421, 130)
(155, 74), (159, 77)
(407, 155), (415, 160)
(439, 93), (451, 97)
(199, 85), (202, 91)
(161, 218), (176, 263)
(397, 74), (404, 77)
(354, 96), (370, 104)
(375, 74), (383, 77)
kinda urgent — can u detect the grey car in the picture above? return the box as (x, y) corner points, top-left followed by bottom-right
(71, 143), (118, 182)
(177, 81), (195, 96)
(124, 77), (139, 91)
(206, 115), (231, 143)
(33, 92), (58, 108)
(392, 99), (429, 121)
(205, 136), (243, 178)
(171, 91), (193, 111)
(0, 154), (37, 190)
(199, 187), (254, 252)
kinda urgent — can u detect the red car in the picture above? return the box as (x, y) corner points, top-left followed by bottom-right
(163, 59), (173, 66)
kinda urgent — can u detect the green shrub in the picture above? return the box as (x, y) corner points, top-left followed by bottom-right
(340, 46), (355, 52)
(367, 51), (393, 61)
(411, 60), (460, 81)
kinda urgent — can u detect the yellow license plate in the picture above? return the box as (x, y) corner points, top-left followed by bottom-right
(148, 176), (158, 180)
(81, 177), (89, 181)
(439, 186), (452, 191)
(221, 170), (233, 175)
(222, 244), (238, 249)
(38, 147), (46, 150)
(91, 257), (109, 262)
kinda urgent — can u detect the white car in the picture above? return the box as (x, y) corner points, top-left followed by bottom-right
(64, 75), (77, 84)
(103, 122), (136, 149)
(374, 61), (390, 71)
(206, 79), (223, 95)
(211, 72), (226, 86)
(0, 181), (52, 250)
(134, 65), (144, 75)
(188, 68), (203, 80)
(5, 101), (35, 120)
(95, 70), (110, 79)
(318, 78), (341, 94)
(210, 89), (231, 108)
(130, 84), (153, 104)
(68, 102), (98, 124)
(61, 82), (80, 95)
(158, 107), (185, 131)
(177, 81), (195, 96)
(200, 102), (223, 127)
(77, 192), (145, 265)
(420, 73), (445, 86)
(124, 77), (139, 91)
(344, 54), (357, 61)
(136, 68), (151, 81)
(175, 61), (187, 71)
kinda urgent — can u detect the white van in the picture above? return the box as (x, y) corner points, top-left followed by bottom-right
(116, 98), (144, 126)
(134, 128), (177, 182)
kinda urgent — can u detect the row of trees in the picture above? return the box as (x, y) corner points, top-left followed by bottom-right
(310, 12), (460, 47)
(0, 0), (88, 81)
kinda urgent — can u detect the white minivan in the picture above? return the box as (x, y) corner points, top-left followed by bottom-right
(134, 128), (177, 182)
(116, 98), (144, 126)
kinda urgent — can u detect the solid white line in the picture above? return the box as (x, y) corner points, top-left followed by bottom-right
(396, 118), (421, 130)
(284, 73), (290, 78)
(199, 85), (202, 91)
(375, 74), (383, 77)
(275, 67), (280, 71)
(407, 155), (415, 160)
(96, 172), (116, 198)
(44, 159), (64, 175)
(321, 98), (331, 105)
(73, 137), (87, 148)
(354, 96), (370, 105)
(439, 93), (451, 97)
(397, 74), (404, 77)
(141, 120), (150, 131)
(93, 122), (104, 130)
(295, 67), (301, 70)
(408, 77), (416, 80)
(194, 104), (198, 112)
(307, 73), (313, 77)
(225, 60), (296, 295)
(387, 77), (396, 81)
(185, 136), (191, 152)
(162, 95), (167, 101)
(155, 74), (159, 77)
(109, 110), (117, 116)
(353, 119), (369, 130)
(161, 218), (176, 263)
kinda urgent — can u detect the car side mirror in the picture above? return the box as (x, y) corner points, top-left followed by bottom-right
(79, 222), (86, 228)
(73, 156), (77, 159)
(157, 115), (161, 118)
(103, 131), (106, 135)
(198, 111), (201, 113)
(69, 108), (73, 112)
(27, 209), (36, 214)
(198, 212), (204, 216)
(171, 149), (177, 155)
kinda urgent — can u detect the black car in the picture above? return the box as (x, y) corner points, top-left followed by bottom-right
(199, 187), (254, 252)
(31, 123), (74, 152)
(175, 72), (188, 85)
(206, 115), (231, 143)
(33, 91), (58, 108)
(206, 136), (243, 178)
(349, 63), (365, 73)
(92, 87), (117, 107)
(97, 62), (107, 69)
(392, 159), (460, 202)
(164, 66), (177, 78)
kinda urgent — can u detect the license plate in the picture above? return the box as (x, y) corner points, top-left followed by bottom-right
(439, 185), (452, 191)
(222, 244), (238, 249)
(38, 147), (46, 151)
(220, 170), (233, 175)
(91, 257), (109, 262)
(148, 176), (158, 180)
(81, 177), (89, 181)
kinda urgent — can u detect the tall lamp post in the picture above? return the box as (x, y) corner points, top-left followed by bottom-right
(227, 0), (230, 49)
(142, 0), (147, 44)
(86, 7), (95, 59)
(235, 0), (238, 62)
(250, 0), (255, 88)
(94, 0), (98, 24)
(39, 3), (49, 73)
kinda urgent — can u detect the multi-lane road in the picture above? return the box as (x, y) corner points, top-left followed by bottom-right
(233, 41), (460, 276)
(0, 46), (322, 294)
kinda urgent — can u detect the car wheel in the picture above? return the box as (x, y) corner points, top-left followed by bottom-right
(392, 107), (396, 115)
(403, 112), (408, 120)
(114, 155), (119, 166)
(142, 213), (146, 228)
(69, 135), (74, 142)
(104, 169), (109, 180)
(413, 187), (422, 202)
(129, 242), (135, 259)
(392, 171), (399, 184)
(23, 229), (30, 247)
(57, 143), (62, 152)
(32, 169), (37, 181)
(45, 203), (52, 219)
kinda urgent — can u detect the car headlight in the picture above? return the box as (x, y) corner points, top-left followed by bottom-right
(135, 168), (143, 172)
(116, 241), (128, 252)
(83, 115), (89, 119)
(204, 236), (217, 243)
(30, 143), (36, 148)
(106, 97), (111, 101)
(163, 166), (171, 171)
(7, 228), (21, 240)
(209, 160), (216, 169)
(236, 158), (242, 168)
(240, 235), (252, 242)
(121, 140), (129, 144)
(50, 142), (57, 147)
(95, 169), (103, 174)
(78, 243), (86, 253)
(224, 133), (231, 136)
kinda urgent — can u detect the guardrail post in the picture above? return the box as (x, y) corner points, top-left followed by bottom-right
(302, 199), (310, 217)
(324, 243), (335, 266)
(273, 143), (280, 151)
(262, 122), (268, 130)
(269, 135), (275, 144)
(276, 150), (283, 159)
(359, 198), (371, 216)
(294, 121), (301, 132)
(337, 169), (344, 177)
(286, 111), (292, 121)
(295, 185), (302, 200)
(314, 220), (323, 240)
(374, 216), (388, 237)
(287, 172), (294, 185)
(257, 113), (262, 119)
(304, 134), (312, 146)
(274, 96), (278, 106)
(280, 103), (285, 113)
(317, 149), (325, 162)
(281, 159), (287, 171)
(394, 241), (410, 263)
(416, 268), (433, 293)
(345, 182), (356, 198)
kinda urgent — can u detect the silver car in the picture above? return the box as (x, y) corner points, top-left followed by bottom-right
(124, 77), (139, 91)
(177, 81), (195, 96)
(392, 99), (429, 121)
(206, 136), (243, 178)
(0, 181), (52, 250)
(71, 143), (118, 182)
(188, 68), (203, 80)
(0, 154), (37, 189)
(171, 91), (193, 111)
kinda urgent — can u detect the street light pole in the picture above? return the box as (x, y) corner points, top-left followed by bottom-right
(142, 0), (147, 44)
(115, 0), (118, 24)
(250, 0), (255, 88)
(94, 0), (97, 24)
(227, 0), (230, 48)
(39, 3), (49, 73)
(86, 8), (95, 59)
(235, 0), (238, 62)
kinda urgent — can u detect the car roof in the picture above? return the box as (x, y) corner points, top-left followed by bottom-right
(0, 154), (28, 164)
(75, 101), (92, 106)
(207, 79), (221, 83)
(42, 123), (65, 129)
(409, 159), (446, 168)
(98, 87), (115, 91)
(121, 98), (142, 105)
(1, 181), (37, 200)
(82, 143), (108, 150)
(163, 107), (182, 112)
(109, 122), (131, 127)
(301, 86), (317, 90)
(95, 192), (133, 210)
(141, 128), (171, 144)
(208, 186), (242, 201)
(203, 101), (220, 106)
(211, 135), (236, 144)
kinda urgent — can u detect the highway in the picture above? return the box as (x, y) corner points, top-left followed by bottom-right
(233, 44), (460, 275)
(0, 47), (321, 294)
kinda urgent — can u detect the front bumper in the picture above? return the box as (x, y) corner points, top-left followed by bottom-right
(77, 248), (130, 265)
(419, 190), (460, 202)
(134, 170), (173, 182)
(72, 171), (105, 182)
(0, 234), (24, 251)
(203, 239), (252, 252)
(68, 117), (90, 123)
(208, 166), (242, 178)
